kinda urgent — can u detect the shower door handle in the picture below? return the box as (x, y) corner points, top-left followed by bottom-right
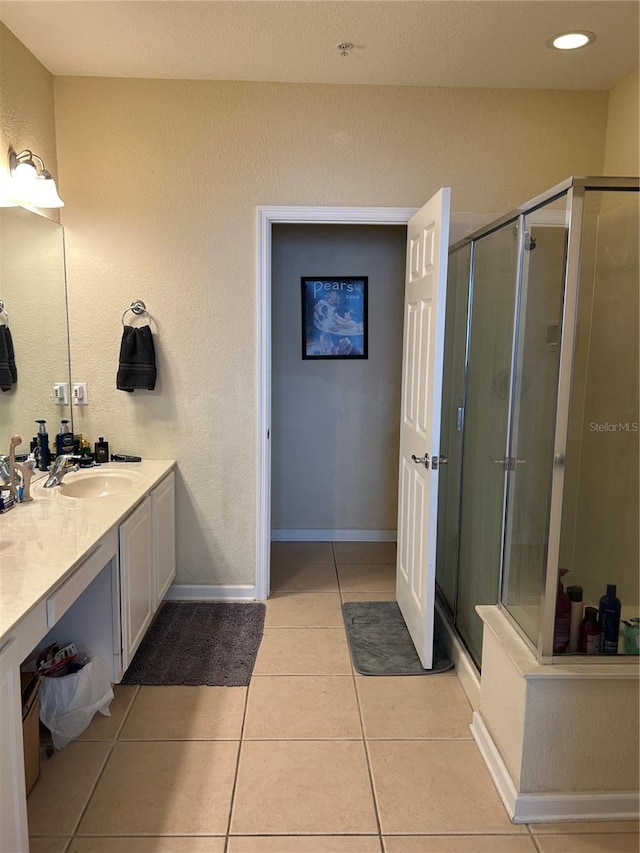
(489, 456), (526, 470)
(411, 453), (430, 469)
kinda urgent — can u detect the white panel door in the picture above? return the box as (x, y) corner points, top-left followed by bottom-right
(396, 187), (451, 668)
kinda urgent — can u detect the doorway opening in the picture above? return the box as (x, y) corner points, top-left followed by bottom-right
(255, 207), (416, 599)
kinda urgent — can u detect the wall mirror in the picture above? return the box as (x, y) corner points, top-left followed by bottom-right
(0, 206), (72, 473)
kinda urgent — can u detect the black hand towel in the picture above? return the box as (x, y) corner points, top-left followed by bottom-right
(117, 324), (156, 392)
(0, 325), (17, 392)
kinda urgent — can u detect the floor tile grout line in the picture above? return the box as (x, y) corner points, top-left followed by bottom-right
(223, 672), (252, 850)
(67, 738), (118, 840)
(66, 684), (140, 844)
(342, 543), (385, 849)
(529, 825), (544, 852)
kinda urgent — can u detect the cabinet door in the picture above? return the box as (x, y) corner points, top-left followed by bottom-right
(119, 497), (153, 670)
(0, 659), (29, 853)
(152, 471), (176, 608)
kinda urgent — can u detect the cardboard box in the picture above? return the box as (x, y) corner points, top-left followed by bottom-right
(21, 672), (40, 796)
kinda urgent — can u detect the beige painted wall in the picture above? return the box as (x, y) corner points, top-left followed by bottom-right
(0, 24), (71, 464)
(0, 24), (59, 221)
(603, 68), (640, 175)
(51, 76), (610, 586)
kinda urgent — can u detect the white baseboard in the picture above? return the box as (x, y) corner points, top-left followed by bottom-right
(166, 584), (256, 601)
(471, 711), (640, 823)
(271, 529), (397, 542)
(434, 599), (481, 711)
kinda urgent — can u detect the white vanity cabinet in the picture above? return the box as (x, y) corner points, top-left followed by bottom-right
(119, 497), (154, 671)
(119, 471), (175, 670)
(0, 460), (175, 852)
(152, 470), (176, 608)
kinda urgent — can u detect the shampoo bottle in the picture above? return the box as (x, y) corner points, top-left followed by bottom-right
(566, 585), (583, 653)
(553, 568), (572, 654)
(598, 584), (621, 655)
(56, 419), (75, 456)
(579, 607), (600, 654)
(35, 420), (50, 472)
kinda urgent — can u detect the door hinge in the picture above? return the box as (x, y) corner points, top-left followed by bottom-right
(456, 406), (464, 432)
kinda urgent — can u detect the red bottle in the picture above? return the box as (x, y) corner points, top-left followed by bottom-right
(553, 568), (572, 654)
(578, 606), (600, 654)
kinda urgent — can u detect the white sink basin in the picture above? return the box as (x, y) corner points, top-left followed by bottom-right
(58, 470), (143, 499)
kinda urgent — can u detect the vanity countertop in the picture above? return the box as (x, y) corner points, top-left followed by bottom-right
(0, 459), (175, 645)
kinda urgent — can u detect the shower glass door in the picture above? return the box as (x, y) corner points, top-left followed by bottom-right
(502, 200), (568, 643)
(455, 224), (519, 665)
(436, 243), (471, 616)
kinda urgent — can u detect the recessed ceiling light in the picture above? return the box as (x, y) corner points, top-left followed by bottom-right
(547, 30), (596, 50)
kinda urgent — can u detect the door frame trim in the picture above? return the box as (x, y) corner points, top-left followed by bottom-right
(255, 205), (417, 599)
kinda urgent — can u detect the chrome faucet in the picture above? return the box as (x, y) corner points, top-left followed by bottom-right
(43, 454), (80, 488)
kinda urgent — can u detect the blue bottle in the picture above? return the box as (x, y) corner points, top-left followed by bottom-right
(35, 419), (51, 472)
(598, 584), (621, 655)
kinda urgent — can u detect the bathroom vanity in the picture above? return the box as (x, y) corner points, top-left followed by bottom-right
(0, 459), (175, 852)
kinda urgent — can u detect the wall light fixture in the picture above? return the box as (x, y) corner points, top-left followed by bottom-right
(5, 146), (65, 208)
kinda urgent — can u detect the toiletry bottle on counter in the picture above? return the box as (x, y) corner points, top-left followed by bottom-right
(598, 584), (621, 655)
(553, 568), (572, 654)
(578, 607), (600, 654)
(94, 437), (109, 464)
(56, 419), (75, 456)
(566, 585), (583, 653)
(35, 419), (50, 471)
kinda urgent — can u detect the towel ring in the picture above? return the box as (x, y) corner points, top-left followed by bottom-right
(0, 300), (9, 327)
(122, 299), (151, 326)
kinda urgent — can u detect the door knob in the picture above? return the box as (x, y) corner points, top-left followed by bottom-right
(411, 453), (430, 469)
(432, 455), (448, 470)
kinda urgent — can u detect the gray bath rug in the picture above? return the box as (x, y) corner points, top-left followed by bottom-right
(122, 601), (266, 686)
(343, 600), (453, 676)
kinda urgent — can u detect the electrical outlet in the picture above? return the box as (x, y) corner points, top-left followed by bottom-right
(53, 382), (69, 405)
(72, 382), (88, 405)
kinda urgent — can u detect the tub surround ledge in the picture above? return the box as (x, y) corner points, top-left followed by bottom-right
(473, 604), (639, 823)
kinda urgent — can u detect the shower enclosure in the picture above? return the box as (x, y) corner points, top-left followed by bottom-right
(437, 177), (639, 667)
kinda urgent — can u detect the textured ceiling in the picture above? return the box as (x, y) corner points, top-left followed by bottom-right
(0, 1), (638, 91)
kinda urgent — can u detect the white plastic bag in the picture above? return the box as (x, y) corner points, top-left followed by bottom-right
(38, 655), (114, 749)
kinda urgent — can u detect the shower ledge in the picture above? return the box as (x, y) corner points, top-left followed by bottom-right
(471, 604), (639, 823)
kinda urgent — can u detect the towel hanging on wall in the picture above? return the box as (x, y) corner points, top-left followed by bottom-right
(0, 325), (17, 392)
(117, 325), (156, 392)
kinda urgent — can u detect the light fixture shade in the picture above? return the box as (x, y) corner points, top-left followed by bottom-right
(31, 175), (65, 208)
(6, 146), (65, 208)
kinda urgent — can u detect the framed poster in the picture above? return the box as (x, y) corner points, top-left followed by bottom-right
(301, 277), (368, 360)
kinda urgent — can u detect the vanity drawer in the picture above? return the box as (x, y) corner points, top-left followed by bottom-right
(46, 530), (118, 628)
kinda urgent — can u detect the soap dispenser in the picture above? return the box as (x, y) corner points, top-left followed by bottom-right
(35, 420), (51, 471)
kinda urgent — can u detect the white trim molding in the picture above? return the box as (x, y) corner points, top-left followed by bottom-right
(471, 711), (640, 824)
(166, 584), (256, 602)
(256, 205), (417, 601)
(271, 529), (397, 542)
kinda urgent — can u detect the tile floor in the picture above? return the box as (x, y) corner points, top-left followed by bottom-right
(27, 542), (639, 853)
